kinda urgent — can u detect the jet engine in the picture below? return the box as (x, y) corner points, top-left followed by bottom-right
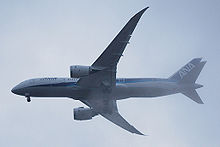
(70, 65), (92, 78)
(73, 107), (98, 120)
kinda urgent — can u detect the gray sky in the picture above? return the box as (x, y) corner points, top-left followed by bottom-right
(1, 0), (220, 146)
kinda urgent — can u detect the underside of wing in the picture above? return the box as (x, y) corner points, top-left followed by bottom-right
(81, 99), (144, 135)
(76, 67), (116, 88)
(100, 111), (144, 135)
(76, 7), (149, 88)
(92, 7), (149, 68)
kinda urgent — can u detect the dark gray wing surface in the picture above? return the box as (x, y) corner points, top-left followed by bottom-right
(92, 7), (149, 68)
(77, 7), (148, 88)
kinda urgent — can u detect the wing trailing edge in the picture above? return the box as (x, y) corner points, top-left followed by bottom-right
(81, 98), (145, 135)
(100, 111), (145, 135)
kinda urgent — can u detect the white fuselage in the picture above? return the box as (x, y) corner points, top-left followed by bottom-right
(11, 77), (182, 100)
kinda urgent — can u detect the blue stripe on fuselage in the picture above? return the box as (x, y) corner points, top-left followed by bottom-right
(116, 78), (171, 84)
(30, 78), (174, 88)
(29, 82), (77, 88)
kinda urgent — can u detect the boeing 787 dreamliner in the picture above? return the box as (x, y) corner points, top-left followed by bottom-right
(11, 7), (206, 135)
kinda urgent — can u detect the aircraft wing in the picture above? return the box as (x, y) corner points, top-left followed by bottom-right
(100, 111), (144, 135)
(91, 7), (149, 68)
(77, 7), (148, 88)
(81, 99), (144, 135)
(76, 8), (148, 135)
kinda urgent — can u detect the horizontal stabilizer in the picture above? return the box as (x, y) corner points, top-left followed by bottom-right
(181, 89), (204, 104)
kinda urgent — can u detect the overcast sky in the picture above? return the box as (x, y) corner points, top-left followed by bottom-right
(1, 0), (220, 146)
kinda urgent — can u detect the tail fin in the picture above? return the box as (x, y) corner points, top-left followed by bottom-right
(169, 58), (206, 104)
(169, 58), (206, 84)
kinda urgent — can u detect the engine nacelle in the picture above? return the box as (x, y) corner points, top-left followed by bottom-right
(73, 107), (97, 121)
(70, 65), (91, 78)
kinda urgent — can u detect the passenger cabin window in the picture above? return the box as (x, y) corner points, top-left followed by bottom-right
(118, 78), (125, 83)
(41, 78), (57, 81)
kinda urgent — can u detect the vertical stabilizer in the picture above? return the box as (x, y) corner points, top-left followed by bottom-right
(169, 58), (206, 84)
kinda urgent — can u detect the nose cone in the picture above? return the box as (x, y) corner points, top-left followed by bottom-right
(11, 85), (19, 94)
(12, 80), (30, 96)
(11, 84), (25, 96)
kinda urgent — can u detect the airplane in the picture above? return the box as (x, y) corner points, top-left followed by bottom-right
(11, 7), (206, 135)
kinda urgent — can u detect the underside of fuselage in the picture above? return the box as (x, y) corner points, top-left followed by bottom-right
(114, 79), (179, 100)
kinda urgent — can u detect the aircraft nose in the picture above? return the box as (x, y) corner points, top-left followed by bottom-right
(11, 86), (19, 94)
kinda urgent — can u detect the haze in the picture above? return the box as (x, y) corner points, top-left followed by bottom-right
(1, 0), (220, 146)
